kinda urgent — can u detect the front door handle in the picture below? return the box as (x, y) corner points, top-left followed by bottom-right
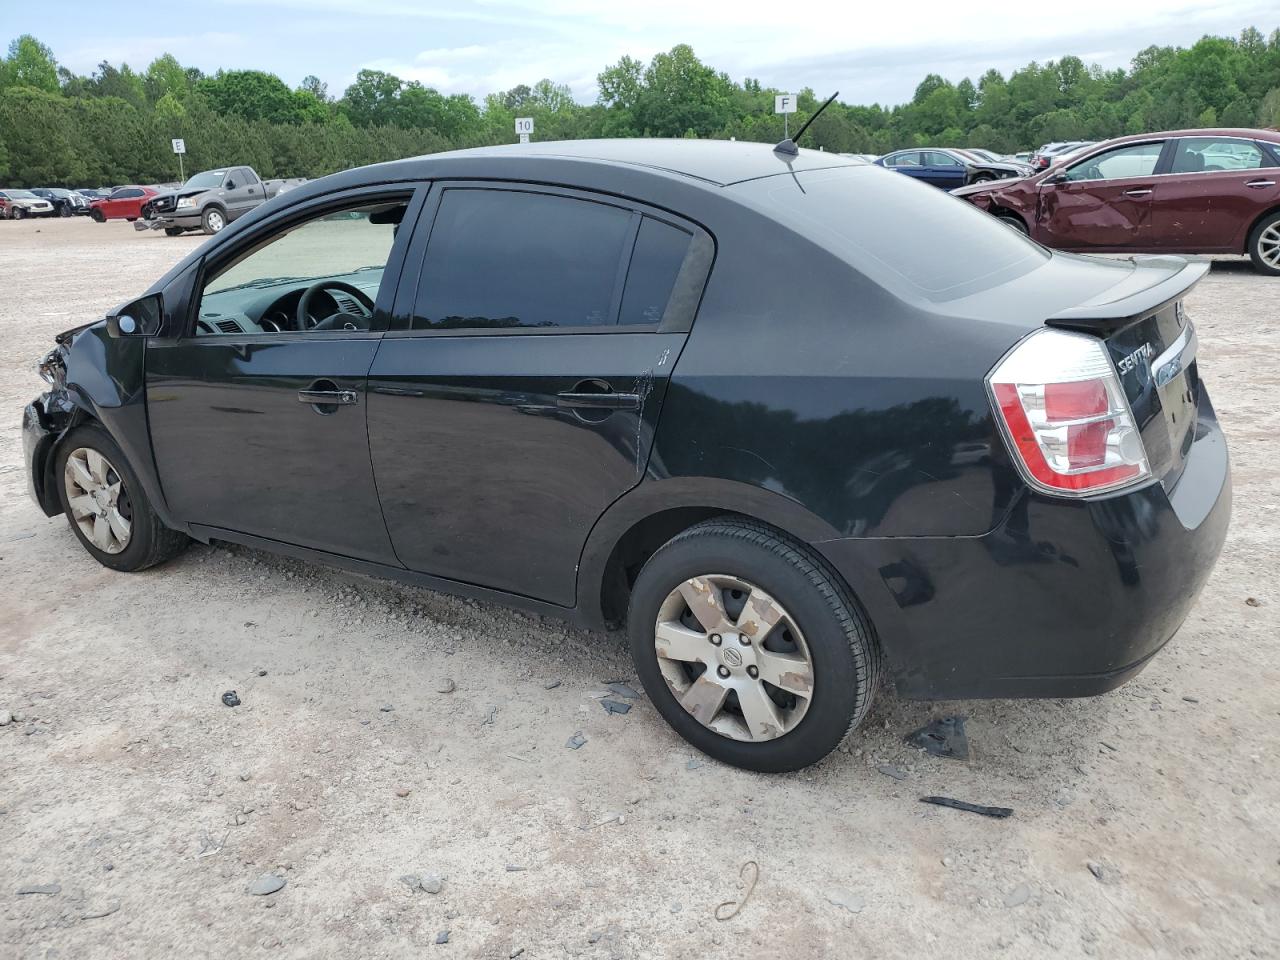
(298, 388), (359, 406)
(1123, 188), (1153, 197)
(556, 390), (641, 410)
(1245, 179), (1276, 189)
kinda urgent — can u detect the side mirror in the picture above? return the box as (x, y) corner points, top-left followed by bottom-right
(107, 293), (164, 338)
(225, 180), (237, 190)
(1045, 171), (1069, 185)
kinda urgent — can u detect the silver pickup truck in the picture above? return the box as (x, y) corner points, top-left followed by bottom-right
(137, 166), (305, 235)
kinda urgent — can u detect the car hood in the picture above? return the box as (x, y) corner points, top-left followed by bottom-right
(12, 198), (52, 206)
(150, 187), (218, 204)
(973, 160), (1032, 175)
(951, 178), (1032, 198)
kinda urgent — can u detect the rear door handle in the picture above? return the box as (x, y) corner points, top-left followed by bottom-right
(298, 389), (358, 405)
(1245, 179), (1276, 188)
(556, 391), (641, 410)
(1123, 188), (1153, 197)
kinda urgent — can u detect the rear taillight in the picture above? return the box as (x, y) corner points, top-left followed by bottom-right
(987, 328), (1149, 496)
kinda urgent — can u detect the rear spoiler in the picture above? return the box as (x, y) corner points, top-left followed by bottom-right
(1045, 257), (1210, 337)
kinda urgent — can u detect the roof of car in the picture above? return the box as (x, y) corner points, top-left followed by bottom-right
(419, 138), (862, 187)
(1102, 127), (1280, 145)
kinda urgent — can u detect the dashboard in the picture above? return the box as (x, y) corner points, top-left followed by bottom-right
(195, 270), (383, 336)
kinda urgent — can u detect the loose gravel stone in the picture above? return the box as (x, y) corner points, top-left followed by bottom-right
(246, 874), (287, 896)
(436, 678), (456, 694)
(16, 884), (61, 895)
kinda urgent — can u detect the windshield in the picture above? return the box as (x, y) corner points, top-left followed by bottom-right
(5, 189), (37, 199)
(184, 170), (227, 190)
(737, 165), (1048, 303)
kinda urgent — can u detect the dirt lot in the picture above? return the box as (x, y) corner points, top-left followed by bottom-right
(1, 217), (1277, 959)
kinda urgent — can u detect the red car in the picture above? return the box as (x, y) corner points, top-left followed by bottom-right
(953, 128), (1280, 275)
(89, 186), (159, 223)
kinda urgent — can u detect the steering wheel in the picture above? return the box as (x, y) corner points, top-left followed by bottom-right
(296, 280), (375, 331)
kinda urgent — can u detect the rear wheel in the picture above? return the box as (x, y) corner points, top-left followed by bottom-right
(55, 424), (188, 572)
(627, 517), (879, 772)
(1248, 211), (1280, 276)
(202, 207), (226, 235)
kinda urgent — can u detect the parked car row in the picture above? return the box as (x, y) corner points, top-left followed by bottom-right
(874, 147), (1033, 188)
(952, 127), (1280, 275)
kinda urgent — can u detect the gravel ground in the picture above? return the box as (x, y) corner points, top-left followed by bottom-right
(1, 217), (1277, 959)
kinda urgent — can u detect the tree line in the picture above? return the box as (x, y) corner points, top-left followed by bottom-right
(1, 28), (1278, 188)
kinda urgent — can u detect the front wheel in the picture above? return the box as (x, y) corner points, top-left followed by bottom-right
(12, 207), (25, 220)
(1248, 211), (1280, 276)
(971, 173), (996, 184)
(202, 207), (226, 234)
(90, 208), (105, 222)
(997, 214), (1030, 235)
(54, 424), (189, 572)
(628, 517), (880, 772)
(59, 204), (72, 218)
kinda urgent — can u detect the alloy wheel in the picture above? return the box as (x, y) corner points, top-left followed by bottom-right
(1259, 223), (1280, 269)
(653, 574), (814, 742)
(63, 447), (132, 554)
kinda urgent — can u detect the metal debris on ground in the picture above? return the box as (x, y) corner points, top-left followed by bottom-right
(221, 690), (241, 707)
(16, 884), (61, 895)
(605, 681), (641, 700)
(714, 860), (759, 921)
(543, 679), (562, 689)
(565, 731), (587, 750)
(876, 763), (908, 781)
(81, 900), (121, 919)
(905, 715), (969, 760)
(435, 930), (450, 944)
(919, 796), (1013, 819)
(600, 699), (631, 715)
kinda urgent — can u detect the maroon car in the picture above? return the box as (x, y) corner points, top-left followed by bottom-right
(952, 128), (1280, 275)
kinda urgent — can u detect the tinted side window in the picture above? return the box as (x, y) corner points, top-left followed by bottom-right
(413, 189), (632, 330)
(619, 218), (692, 326)
(924, 151), (962, 167)
(1171, 137), (1269, 173)
(886, 152), (920, 168)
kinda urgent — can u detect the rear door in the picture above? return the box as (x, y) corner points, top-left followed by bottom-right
(367, 183), (713, 606)
(882, 151), (927, 182)
(1151, 136), (1280, 252)
(1037, 140), (1167, 249)
(223, 168), (257, 219)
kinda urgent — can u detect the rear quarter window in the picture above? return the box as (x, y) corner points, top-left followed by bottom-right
(738, 166), (1047, 303)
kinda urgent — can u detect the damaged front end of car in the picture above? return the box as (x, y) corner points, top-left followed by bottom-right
(24, 323), (97, 517)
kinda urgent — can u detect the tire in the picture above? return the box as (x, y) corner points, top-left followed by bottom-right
(998, 214), (1029, 235)
(12, 206), (25, 220)
(59, 204), (72, 218)
(1247, 210), (1280, 276)
(972, 173), (996, 184)
(90, 208), (105, 223)
(202, 206), (226, 235)
(627, 517), (880, 772)
(164, 226), (185, 237)
(54, 423), (188, 572)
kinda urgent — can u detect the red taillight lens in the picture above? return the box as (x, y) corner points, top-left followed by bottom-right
(989, 330), (1150, 496)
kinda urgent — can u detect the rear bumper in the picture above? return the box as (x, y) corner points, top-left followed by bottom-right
(817, 388), (1231, 700)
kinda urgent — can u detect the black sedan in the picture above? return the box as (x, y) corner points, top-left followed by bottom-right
(23, 140), (1229, 772)
(876, 147), (1031, 189)
(30, 187), (90, 216)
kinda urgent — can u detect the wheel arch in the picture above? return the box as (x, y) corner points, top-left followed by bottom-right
(576, 477), (843, 630)
(1242, 204), (1280, 254)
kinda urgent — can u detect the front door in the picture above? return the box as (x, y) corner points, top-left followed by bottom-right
(367, 184), (712, 606)
(1036, 140), (1166, 249)
(146, 189), (421, 563)
(920, 151), (968, 190)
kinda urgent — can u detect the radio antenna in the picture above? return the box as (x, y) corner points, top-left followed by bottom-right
(774, 91), (839, 156)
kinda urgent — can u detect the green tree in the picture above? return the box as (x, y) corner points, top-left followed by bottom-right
(2, 35), (59, 93)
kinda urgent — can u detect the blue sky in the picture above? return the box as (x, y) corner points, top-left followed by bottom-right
(3, 0), (1274, 106)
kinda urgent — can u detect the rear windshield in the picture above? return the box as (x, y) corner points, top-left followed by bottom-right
(736, 165), (1048, 303)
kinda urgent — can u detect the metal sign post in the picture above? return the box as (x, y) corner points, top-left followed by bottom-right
(171, 138), (186, 183)
(514, 117), (534, 144)
(774, 94), (797, 140)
